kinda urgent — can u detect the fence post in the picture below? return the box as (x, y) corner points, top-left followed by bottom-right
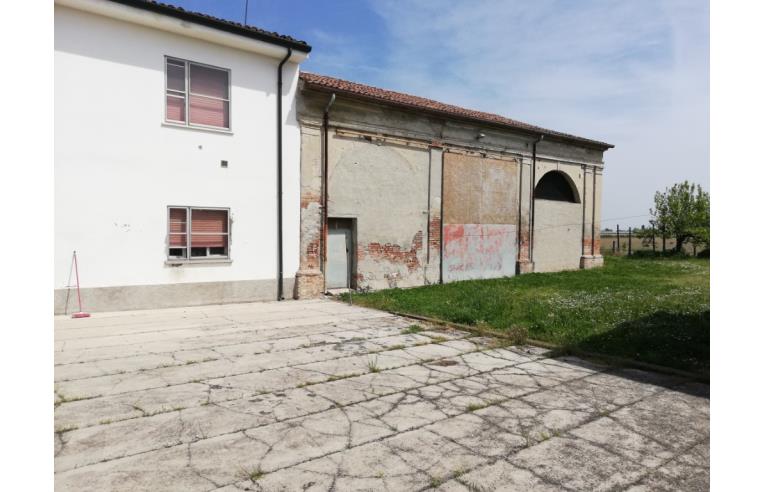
(652, 227), (656, 253)
(616, 224), (620, 254)
(662, 231), (666, 253)
(693, 242), (697, 256)
(612, 241), (615, 253)
(628, 227), (632, 256)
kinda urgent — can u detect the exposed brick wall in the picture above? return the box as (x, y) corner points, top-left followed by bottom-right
(362, 230), (423, 273)
(428, 215), (441, 253)
(300, 192), (321, 210)
(305, 238), (320, 270)
(518, 229), (531, 262)
(581, 237), (602, 256)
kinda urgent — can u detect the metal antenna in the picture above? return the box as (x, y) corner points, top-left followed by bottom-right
(244, 0), (249, 25)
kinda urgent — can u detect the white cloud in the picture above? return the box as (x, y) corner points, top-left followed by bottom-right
(362, 0), (709, 226)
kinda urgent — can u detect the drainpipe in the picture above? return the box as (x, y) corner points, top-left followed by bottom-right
(529, 134), (544, 264)
(276, 47), (292, 301)
(321, 93), (336, 291)
(517, 154), (524, 262)
(591, 168), (597, 255)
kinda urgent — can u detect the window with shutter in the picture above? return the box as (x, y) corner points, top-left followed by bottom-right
(167, 207), (230, 261)
(165, 57), (230, 130)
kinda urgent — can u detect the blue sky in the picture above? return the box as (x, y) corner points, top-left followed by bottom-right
(170, 0), (709, 228)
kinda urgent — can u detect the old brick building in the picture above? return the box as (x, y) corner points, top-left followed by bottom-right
(294, 73), (613, 298)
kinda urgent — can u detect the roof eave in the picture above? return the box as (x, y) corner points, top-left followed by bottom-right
(112, 0), (311, 52)
(302, 82), (613, 151)
(58, 0), (311, 55)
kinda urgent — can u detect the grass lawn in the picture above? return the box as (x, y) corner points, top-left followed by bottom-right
(343, 255), (709, 374)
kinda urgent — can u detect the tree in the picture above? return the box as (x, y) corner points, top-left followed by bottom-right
(648, 181), (710, 253)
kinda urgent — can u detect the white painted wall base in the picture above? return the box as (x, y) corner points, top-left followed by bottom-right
(54, 278), (294, 314)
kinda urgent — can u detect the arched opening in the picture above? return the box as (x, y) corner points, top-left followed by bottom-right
(534, 171), (580, 203)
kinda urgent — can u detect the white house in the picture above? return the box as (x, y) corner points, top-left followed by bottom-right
(54, 0), (311, 313)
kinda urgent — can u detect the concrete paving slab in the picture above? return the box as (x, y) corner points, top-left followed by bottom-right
(54, 299), (709, 491)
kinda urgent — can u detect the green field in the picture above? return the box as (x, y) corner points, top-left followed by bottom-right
(343, 255), (710, 374)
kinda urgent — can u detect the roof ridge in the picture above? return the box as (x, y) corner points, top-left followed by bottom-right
(300, 72), (612, 149)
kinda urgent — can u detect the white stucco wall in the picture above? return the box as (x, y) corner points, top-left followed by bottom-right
(54, 5), (301, 292)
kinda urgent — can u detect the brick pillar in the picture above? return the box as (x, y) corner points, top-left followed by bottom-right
(516, 155), (534, 274)
(580, 167), (604, 269)
(424, 146), (442, 284)
(295, 121), (325, 298)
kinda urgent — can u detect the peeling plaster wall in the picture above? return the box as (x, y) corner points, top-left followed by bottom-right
(328, 134), (430, 290)
(442, 153), (519, 281)
(296, 86), (608, 295)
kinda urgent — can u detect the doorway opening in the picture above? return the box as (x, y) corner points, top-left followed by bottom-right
(326, 218), (356, 290)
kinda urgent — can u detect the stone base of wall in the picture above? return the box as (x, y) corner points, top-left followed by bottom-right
(516, 260), (535, 274)
(295, 269), (324, 299)
(580, 255), (604, 269)
(54, 277), (294, 314)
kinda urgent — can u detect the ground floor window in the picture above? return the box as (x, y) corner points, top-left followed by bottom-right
(168, 207), (229, 260)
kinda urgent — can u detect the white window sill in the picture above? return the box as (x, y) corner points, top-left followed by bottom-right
(165, 259), (232, 266)
(162, 122), (233, 136)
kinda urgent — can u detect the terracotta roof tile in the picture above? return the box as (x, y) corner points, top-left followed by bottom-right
(300, 72), (612, 149)
(108, 0), (311, 52)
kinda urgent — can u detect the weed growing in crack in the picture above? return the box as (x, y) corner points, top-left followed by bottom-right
(389, 344), (406, 351)
(130, 404), (146, 416)
(403, 324), (424, 335)
(430, 476), (445, 487)
(367, 357), (380, 373)
(429, 335), (448, 343)
(328, 373), (361, 382)
(54, 393), (93, 408)
(55, 424), (78, 434)
(466, 402), (489, 412)
(98, 419), (112, 425)
(504, 324), (529, 345)
(240, 465), (264, 482)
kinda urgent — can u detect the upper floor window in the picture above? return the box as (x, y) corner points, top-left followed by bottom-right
(165, 57), (230, 130)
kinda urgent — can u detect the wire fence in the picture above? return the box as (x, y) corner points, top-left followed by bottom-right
(601, 225), (705, 256)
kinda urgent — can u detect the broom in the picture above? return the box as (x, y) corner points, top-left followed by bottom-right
(71, 250), (90, 318)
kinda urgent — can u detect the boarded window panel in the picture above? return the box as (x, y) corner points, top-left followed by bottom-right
(166, 95), (186, 123)
(191, 209), (227, 248)
(189, 64), (228, 99)
(189, 95), (229, 128)
(168, 208), (187, 247)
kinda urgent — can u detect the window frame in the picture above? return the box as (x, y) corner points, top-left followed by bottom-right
(166, 206), (232, 263)
(164, 56), (232, 131)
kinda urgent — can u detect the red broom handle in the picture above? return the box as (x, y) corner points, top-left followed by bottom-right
(73, 250), (83, 313)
